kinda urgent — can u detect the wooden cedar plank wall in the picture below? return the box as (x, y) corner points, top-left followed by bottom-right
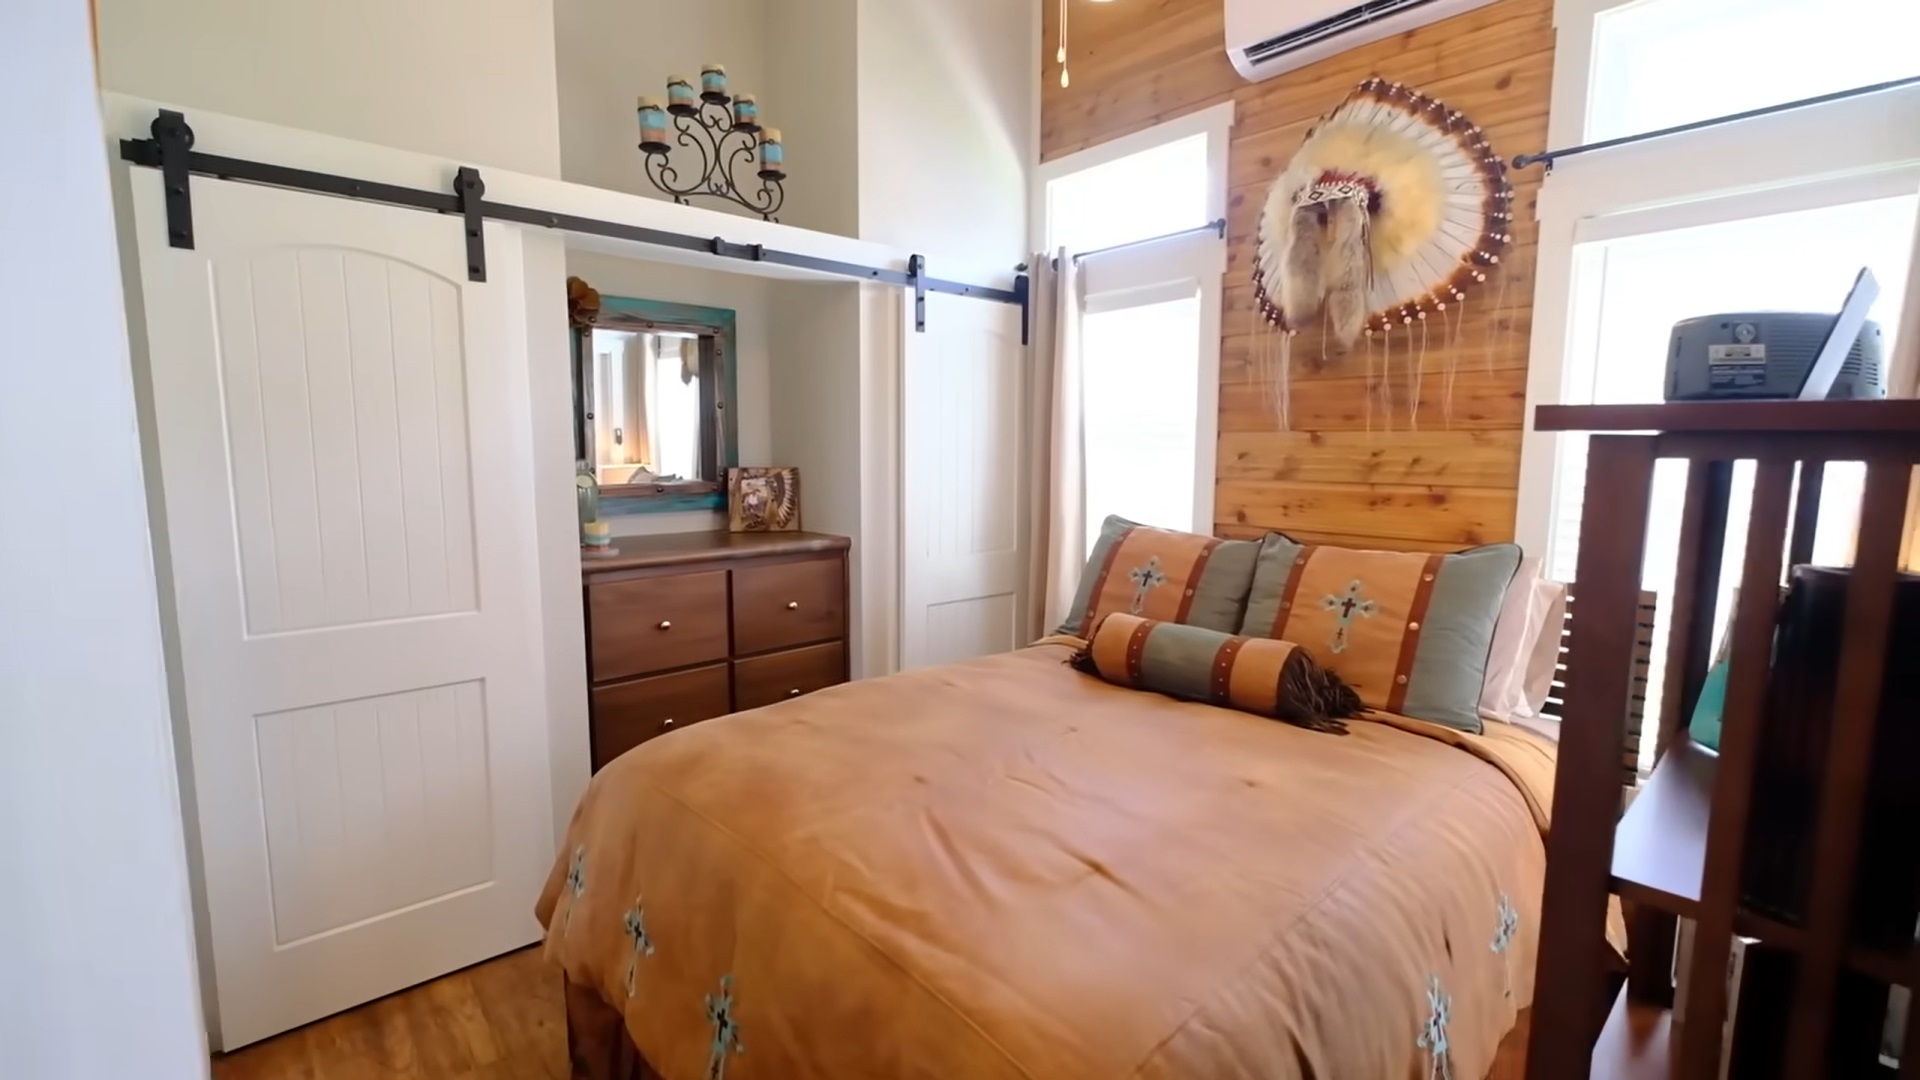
(1042, 0), (1554, 552)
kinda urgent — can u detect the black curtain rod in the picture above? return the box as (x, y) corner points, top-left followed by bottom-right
(1073, 217), (1228, 262)
(118, 111), (1029, 340)
(1512, 74), (1920, 171)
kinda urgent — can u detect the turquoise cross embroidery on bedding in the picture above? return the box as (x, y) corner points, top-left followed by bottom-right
(1491, 891), (1520, 999)
(561, 845), (587, 936)
(623, 898), (655, 998)
(1417, 973), (1454, 1080)
(705, 973), (744, 1079)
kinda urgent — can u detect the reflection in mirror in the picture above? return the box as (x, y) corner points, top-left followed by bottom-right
(588, 328), (707, 487)
(567, 281), (737, 513)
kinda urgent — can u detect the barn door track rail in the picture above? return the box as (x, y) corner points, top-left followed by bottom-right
(121, 110), (1031, 340)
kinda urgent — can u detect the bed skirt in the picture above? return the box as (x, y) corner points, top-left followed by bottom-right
(562, 974), (1534, 1080)
(565, 976), (663, 1080)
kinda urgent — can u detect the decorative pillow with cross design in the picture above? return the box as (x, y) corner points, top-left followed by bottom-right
(1057, 516), (1263, 638)
(1239, 537), (1521, 733)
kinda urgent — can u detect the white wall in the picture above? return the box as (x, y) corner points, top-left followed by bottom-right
(768, 0), (861, 237)
(522, 235), (594, 848)
(768, 282), (872, 659)
(98, 0), (563, 176)
(556, 0), (771, 199)
(857, 0), (1033, 282)
(567, 250), (776, 536)
(0, 4), (207, 1078)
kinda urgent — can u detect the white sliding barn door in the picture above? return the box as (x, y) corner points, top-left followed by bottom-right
(128, 177), (552, 1049)
(900, 292), (1027, 668)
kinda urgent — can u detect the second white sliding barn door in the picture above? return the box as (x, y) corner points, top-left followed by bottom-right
(899, 292), (1027, 669)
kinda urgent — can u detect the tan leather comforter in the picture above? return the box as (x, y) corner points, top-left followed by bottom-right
(537, 643), (1558, 1079)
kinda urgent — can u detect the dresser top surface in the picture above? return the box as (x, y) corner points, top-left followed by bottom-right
(582, 530), (850, 577)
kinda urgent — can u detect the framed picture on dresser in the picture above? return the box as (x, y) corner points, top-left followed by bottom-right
(727, 466), (800, 532)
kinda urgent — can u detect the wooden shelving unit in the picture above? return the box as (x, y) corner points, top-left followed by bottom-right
(1524, 401), (1920, 1079)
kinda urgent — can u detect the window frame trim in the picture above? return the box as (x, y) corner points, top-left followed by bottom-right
(1031, 102), (1236, 256)
(1035, 105), (1235, 538)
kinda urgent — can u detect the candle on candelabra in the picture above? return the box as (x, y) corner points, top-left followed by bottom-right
(758, 127), (785, 179)
(732, 93), (759, 130)
(666, 75), (697, 113)
(701, 64), (729, 100)
(636, 96), (670, 151)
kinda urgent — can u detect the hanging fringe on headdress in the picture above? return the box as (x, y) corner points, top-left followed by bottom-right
(1483, 261), (1511, 375)
(1412, 312), (1429, 431)
(1382, 321), (1395, 431)
(1246, 79), (1512, 419)
(1447, 293), (1466, 428)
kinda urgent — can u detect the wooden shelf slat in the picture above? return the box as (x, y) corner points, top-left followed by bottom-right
(1535, 400), (1920, 434)
(1612, 740), (1717, 916)
(1850, 944), (1911, 988)
(1593, 985), (1675, 1080)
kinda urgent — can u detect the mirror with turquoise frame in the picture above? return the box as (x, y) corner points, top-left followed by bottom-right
(570, 290), (739, 515)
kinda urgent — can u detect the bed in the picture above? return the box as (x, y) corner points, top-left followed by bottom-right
(535, 638), (1565, 1080)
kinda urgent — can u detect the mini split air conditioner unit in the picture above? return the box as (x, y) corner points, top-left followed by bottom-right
(1226, 0), (1502, 82)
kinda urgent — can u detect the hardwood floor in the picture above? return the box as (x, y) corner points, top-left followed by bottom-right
(209, 946), (1531, 1079)
(210, 947), (567, 1080)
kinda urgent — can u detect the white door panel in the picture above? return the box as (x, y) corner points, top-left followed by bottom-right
(901, 292), (1026, 668)
(130, 176), (552, 1049)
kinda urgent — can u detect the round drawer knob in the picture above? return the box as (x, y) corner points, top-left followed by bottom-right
(658, 620), (672, 630)
(662, 718), (676, 728)
(788, 688), (802, 697)
(786, 601), (799, 610)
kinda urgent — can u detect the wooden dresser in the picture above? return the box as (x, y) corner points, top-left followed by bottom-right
(581, 531), (852, 771)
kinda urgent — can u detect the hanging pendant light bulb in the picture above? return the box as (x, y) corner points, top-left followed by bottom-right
(1056, 0), (1118, 88)
(1058, 0), (1070, 88)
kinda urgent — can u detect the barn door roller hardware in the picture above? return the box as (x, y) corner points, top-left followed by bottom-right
(119, 110), (1028, 336)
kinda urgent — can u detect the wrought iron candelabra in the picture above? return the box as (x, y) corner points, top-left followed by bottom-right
(637, 66), (786, 222)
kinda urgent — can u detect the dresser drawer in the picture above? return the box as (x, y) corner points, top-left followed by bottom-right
(731, 557), (845, 655)
(733, 641), (846, 711)
(591, 663), (732, 769)
(589, 571), (730, 681)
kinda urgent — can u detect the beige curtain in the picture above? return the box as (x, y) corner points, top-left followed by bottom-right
(629, 333), (657, 469)
(1025, 249), (1085, 640)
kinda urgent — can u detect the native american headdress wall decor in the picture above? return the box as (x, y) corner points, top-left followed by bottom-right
(1251, 78), (1514, 428)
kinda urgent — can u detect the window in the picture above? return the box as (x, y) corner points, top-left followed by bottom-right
(645, 333), (703, 481)
(1587, 0), (1920, 143)
(1549, 195), (1918, 585)
(1037, 104), (1233, 553)
(1081, 297), (1203, 554)
(1519, 0), (1920, 765)
(1045, 134), (1210, 255)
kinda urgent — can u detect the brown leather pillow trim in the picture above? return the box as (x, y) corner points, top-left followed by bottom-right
(1122, 616), (1155, 686)
(1074, 526), (1135, 635)
(1268, 544), (1320, 638)
(1209, 633), (1246, 707)
(1385, 553), (1447, 714)
(1172, 537), (1221, 624)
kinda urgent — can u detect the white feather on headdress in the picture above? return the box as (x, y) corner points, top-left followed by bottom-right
(1248, 79), (1513, 431)
(1253, 78), (1512, 345)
